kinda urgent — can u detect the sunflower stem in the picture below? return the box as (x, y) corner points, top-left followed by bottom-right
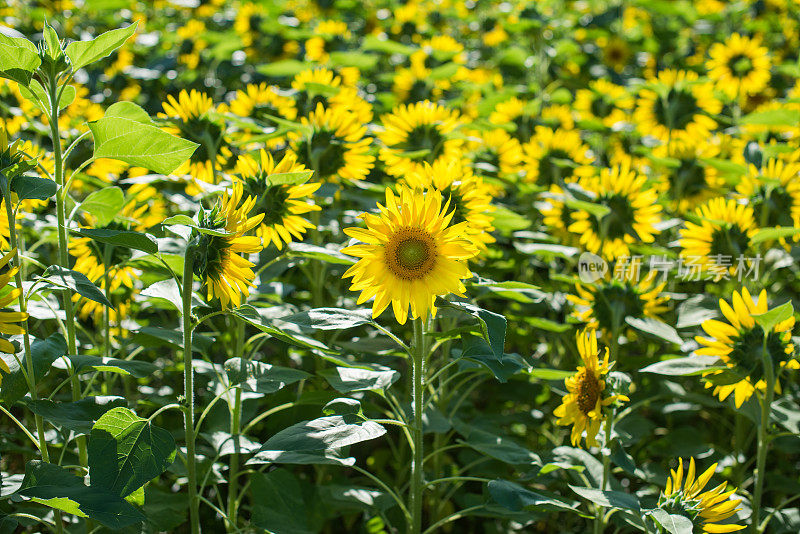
(409, 316), (428, 534)
(752, 332), (775, 533)
(182, 244), (200, 534)
(0, 175), (49, 464)
(226, 316), (245, 531)
(594, 332), (619, 534)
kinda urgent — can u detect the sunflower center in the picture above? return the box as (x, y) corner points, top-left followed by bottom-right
(672, 158), (707, 199)
(294, 129), (347, 179)
(178, 119), (222, 163)
(403, 125), (445, 162)
(591, 283), (646, 333)
(575, 370), (600, 415)
(751, 186), (795, 227)
(252, 103), (279, 122)
(385, 228), (437, 279)
(709, 225), (751, 259)
(250, 183), (291, 226)
(590, 96), (614, 118)
(512, 115), (535, 143)
(538, 149), (573, 185)
(728, 54), (753, 76)
(295, 91), (330, 117)
(592, 193), (637, 240)
(654, 88), (700, 130)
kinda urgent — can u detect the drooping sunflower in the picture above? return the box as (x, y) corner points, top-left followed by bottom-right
(465, 128), (524, 183)
(291, 68), (372, 123)
(735, 158), (800, 240)
(653, 139), (725, 213)
(569, 272), (670, 336)
(235, 150), (320, 250)
(159, 90), (232, 193)
(634, 70), (722, 144)
(657, 458), (745, 533)
(378, 100), (464, 178)
(193, 182), (265, 310)
(404, 158), (496, 250)
(574, 79), (634, 129)
(678, 198), (757, 280)
(707, 33), (771, 99)
(341, 185), (478, 325)
(568, 161), (662, 260)
(522, 127), (594, 186)
(554, 329), (628, 448)
(0, 248), (27, 356)
(696, 288), (797, 408)
(287, 103), (374, 184)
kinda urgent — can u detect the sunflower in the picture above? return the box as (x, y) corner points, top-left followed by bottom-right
(287, 103), (374, 184)
(540, 185), (581, 246)
(193, 182), (265, 310)
(235, 150), (320, 250)
(569, 161), (662, 260)
(159, 90), (232, 193)
(392, 63), (439, 104)
(678, 198), (757, 280)
(466, 128), (524, 183)
(341, 185), (478, 325)
(600, 36), (631, 72)
(707, 34), (771, 99)
(657, 458), (744, 533)
(488, 97), (538, 142)
(653, 139), (725, 213)
(0, 248), (27, 356)
(378, 100), (464, 178)
(224, 82), (298, 123)
(554, 329), (628, 448)
(175, 20), (207, 70)
(735, 158), (800, 238)
(574, 79), (634, 129)
(304, 20), (351, 63)
(404, 158), (496, 250)
(291, 68), (372, 123)
(696, 288), (797, 408)
(569, 272), (669, 336)
(634, 70), (722, 144)
(522, 127), (594, 186)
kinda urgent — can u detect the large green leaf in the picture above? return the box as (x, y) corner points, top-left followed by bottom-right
(1, 334), (67, 404)
(625, 317), (683, 345)
(488, 479), (577, 512)
(11, 174), (57, 201)
(88, 116), (198, 174)
(77, 186), (124, 226)
(454, 421), (541, 465)
(320, 366), (399, 393)
(73, 228), (158, 255)
(18, 461), (144, 528)
(224, 357), (310, 395)
(286, 242), (356, 265)
(38, 265), (114, 309)
(65, 23), (138, 71)
(752, 301), (794, 332)
(68, 354), (158, 378)
(647, 509), (693, 534)
(444, 301), (507, 358)
(88, 407), (177, 498)
(250, 469), (321, 534)
(22, 396), (127, 434)
(569, 485), (640, 512)
(277, 308), (375, 330)
(18, 80), (76, 115)
(0, 34), (40, 85)
(640, 355), (727, 376)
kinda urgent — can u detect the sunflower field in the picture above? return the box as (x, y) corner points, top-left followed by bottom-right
(1, 0), (800, 532)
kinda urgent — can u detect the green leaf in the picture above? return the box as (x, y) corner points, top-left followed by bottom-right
(0, 34), (40, 85)
(640, 355), (727, 376)
(18, 80), (76, 115)
(277, 308), (376, 331)
(68, 354), (158, 378)
(265, 170), (315, 186)
(1, 334), (67, 404)
(88, 407), (177, 498)
(488, 479), (577, 512)
(22, 396), (127, 434)
(429, 62), (460, 80)
(247, 416), (386, 466)
(161, 214), (232, 237)
(77, 186), (124, 226)
(88, 116), (198, 174)
(65, 23), (137, 71)
(18, 461), (144, 528)
(250, 469), (321, 534)
(361, 34), (416, 55)
(752, 301), (794, 332)
(232, 306), (333, 353)
(11, 174), (57, 201)
(73, 228), (158, 255)
(444, 301), (506, 358)
(320, 366), (399, 393)
(625, 317), (683, 345)
(454, 421), (540, 465)
(257, 60), (311, 77)
(329, 51), (378, 70)
(647, 509), (693, 534)
(566, 198), (612, 217)
(491, 206), (530, 233)
(528, 368), (575, 380)
(287, 242), (355, 265)
(38, 265), (113, 308)
(569, 485), (640, 512)
(741, 108), (800, 126)
(141, 278), (182, 311)
(458, 334), (525, 382)
(224, 357), (310, 395)
(750, 226), (800, 244)
(104, 101), (153, 124)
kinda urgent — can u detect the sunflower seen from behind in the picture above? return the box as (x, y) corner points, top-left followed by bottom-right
(569, 160), (662, 260)
(342, 185), (478, 325)
(235, 150), (320, 250)
(554, 328), (628, 448)
(0, 248), (27, 357)
(735, 158), (800, 241)
(695, 288), (796, 408)
(193, 182), (264, 309)
(657, 458), (745, 533)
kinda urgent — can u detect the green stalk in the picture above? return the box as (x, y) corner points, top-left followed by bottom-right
(227, 317), (245, 531)
(752, 333), (775, 533)
(0, 176), (49, 462)
(593, 331), (619, 534)
(46, 75), (87, 468)
(409, 317), (428, 534)
(182, 245), (200, 534)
